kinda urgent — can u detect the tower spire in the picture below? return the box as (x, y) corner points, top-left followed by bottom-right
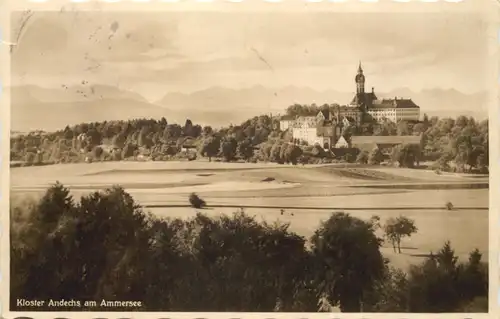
(355, 61), (365, 94)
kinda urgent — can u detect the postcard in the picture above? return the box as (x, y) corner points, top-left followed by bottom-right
(1, 0), (498, 318)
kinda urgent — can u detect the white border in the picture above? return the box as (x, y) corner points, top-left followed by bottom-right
(0, 0), (498, 318)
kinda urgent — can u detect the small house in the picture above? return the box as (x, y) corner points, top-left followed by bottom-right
(279, 115), (295, 131)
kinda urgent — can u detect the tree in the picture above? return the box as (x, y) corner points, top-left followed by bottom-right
(476, 153), (488, 173)
(270, 142), (284, 163)
(11, 184), (151, 310)
(284, 144), (303, 165)
(368, 148), (384, 165)
(365, 243), (488, 312)
(186, 210), (314, 311)
(405, 242), (460, 312)
(392, 144), (420, 168)
(221, 137), (238, 162)
(202, 126), (213, 136)
(259, 142), (273, 161)
(122, 143), (138, 159)
(200, 137), (220, 162)
(86, 128), (102, 146)
(183, 119), (201, 138)
(383, 216), (418, 253)
(160, 117), (168, 127)
(412, 123), (426, 135)
(311, 212), (385, 312)
(356, 151), (369, 164)
(453, 135), (474, 172)
(397, 121), (411, 136)
(138, 127), (153, 148)
(92, 146), (104, 160)
(112, 133), (127, 148)
(434, 154), (452, 172)
(25, 152), (36, 165)
(63, 125), (74, 139)
(362, 265), (409, 312)
(163, 124), (182, 140)
(423, 113), (430, 129)
(237, 139), (254, 161)
(189, 193), (206, 209)
(457, 249), (488, 302)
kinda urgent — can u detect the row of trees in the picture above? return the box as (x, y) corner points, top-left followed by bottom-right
(10, 105), (489, 172)
(10, 115), (278, 165)
(11, 184), (488, 312)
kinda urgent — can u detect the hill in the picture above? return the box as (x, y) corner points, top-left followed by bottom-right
(156, 86), (488, 120)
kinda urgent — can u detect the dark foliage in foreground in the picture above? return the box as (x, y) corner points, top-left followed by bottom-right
(11, 184), (488, 312)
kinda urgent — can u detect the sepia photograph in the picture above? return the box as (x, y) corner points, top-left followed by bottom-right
(5, 5), (494, 315)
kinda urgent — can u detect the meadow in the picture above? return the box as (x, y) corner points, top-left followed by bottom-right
(10, 160), (489, 271)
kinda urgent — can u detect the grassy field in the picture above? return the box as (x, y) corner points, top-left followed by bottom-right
(10, 161), (489, 271)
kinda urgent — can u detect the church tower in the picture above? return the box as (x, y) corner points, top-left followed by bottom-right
(355, 62), (365, 94)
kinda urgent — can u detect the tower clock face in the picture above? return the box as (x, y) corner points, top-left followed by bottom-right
(356, 74), (365, 82)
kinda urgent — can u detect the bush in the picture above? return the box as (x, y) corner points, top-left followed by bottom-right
(445, 201), (454, 211)
(189, 193), (206, 208)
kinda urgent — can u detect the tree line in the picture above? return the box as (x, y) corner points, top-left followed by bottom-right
(10, 105), (488, 173)
(285, 104), (489, 173)
(11, 184), (488, 312)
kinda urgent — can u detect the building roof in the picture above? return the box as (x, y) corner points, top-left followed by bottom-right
(280, 115), (296, 121)
(296, 115), (316, 121)
(343, 116), (358, 123)
(318, 109), (333, 120)
(351, 135), (422, 145)
(335, 136), (349, 145)
(371, 98), (420, 109)
(350, 92), (378, 105)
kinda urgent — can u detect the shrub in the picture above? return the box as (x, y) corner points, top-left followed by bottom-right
(189, 193), (206, 208)
(445, 201), (454, 211)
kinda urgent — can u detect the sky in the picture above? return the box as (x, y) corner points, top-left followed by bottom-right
(11, 11), (490, 101)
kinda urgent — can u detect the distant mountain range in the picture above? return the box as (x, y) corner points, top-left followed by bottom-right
(10, 84), (488, 132)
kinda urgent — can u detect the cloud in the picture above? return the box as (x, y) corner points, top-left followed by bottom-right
(11, 11), (489, 94)
(11, 11), (184, 79)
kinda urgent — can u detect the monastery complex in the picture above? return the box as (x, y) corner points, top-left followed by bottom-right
(280, 63), (421, 150)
